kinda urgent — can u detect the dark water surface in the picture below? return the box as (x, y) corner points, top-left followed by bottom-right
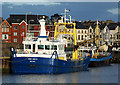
(1, 64), (119, 83)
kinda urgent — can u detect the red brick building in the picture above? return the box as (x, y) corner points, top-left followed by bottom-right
(0, 14), (55, 43)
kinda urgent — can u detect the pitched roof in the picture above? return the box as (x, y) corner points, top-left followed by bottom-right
(107, 23), (118, 30)
(75, 22), (88, 29)
(8, 14), (49, 24)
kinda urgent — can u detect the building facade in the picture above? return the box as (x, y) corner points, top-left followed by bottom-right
(0, 14), (55, 43)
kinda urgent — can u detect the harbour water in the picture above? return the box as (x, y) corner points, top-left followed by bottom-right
(1, 64), (119, 83)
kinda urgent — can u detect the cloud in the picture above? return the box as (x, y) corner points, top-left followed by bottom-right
(3, 2), (61, 6)
(107, 8), (118, 15)
(7, 6), (13, 9)
(1, 0), (120, 2)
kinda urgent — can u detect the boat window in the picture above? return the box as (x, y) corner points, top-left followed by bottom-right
(38, 45), (44, 49)
(61, 45), (64, 50)
(58, 45), (62, 50)
(45, 45), (50, 50)
(51, 45), (57, 50)
(25, 45), (31, 49)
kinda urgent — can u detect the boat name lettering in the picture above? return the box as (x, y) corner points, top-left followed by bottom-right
(28, 58), (38, 60)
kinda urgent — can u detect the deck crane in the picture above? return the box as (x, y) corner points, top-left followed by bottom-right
(54, 9), (102, 60)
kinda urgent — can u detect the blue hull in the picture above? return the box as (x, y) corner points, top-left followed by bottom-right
(89, 55), (112, 67)
(11, 56), (91, 74)
(90, 55), (112, 61)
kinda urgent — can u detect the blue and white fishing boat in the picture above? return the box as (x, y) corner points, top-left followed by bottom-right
(78, 20), (112, 67)
(11, 10), (91, 74)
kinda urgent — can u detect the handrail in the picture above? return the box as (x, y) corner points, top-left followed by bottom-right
(51, 50), (58, 59)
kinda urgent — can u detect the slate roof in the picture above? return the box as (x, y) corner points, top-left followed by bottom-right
(75, 22), (89, 29)
(8, 14), (49, 25)
(107, 23), (118, 30)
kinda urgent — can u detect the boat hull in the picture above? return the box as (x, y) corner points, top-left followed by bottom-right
(89, 55), (112, 67)
(11, 56), (91, 74)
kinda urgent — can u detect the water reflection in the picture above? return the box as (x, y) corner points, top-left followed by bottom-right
(2, 64), (118, 83)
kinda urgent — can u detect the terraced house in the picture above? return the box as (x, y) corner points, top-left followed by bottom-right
(0, 14), (55, 43)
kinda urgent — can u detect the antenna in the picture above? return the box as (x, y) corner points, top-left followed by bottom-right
(64, 8), (70, 23)
(69, 15), (71, 23)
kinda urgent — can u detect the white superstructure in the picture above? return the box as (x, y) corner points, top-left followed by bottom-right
(16, 18), (67, 61)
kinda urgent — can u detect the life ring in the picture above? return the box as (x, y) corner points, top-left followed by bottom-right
(24, 50), (28, 53)
(87, 54), (90, 56)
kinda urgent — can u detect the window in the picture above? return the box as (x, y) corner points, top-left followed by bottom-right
(2, 28), (4, 32)
(30, 26), (34, 30)
(117, 35), (118, 39)
(59, 29), (61, 32)
(2, 28), (9, 32)
(47, 26), (49, 30)
(111, 42), (112, 45)
(4, 22), (6, 25)
(58, 45), (64, 50)
(4, 28), (6, 32)
(50, 32), (54, 37)
(22, 26), (25, 29)
(71, 30), (73, 33)
(25, 45), (31, 49)
(90, 35), (92, 38)
(45, 45), (50, 50)
(90, 29), (92, 33)
(81, 35), (83, 40)
(81, 30), (83, 33)
(2, 34), (8, 39)
(78, 30), (80, 33)
(29, 33), (34, 37)
(51, 45), (57, 50)
(78, 35), (80, 40)
(6, 28), (9, 32)
(100, 35), (102, 38)
(21, 32), (25, 36)
(85, 30), (86, 33)
(38, 45), (44, 49)
(14, 39), (17, 42)
(110, 35), (112, 39)
(14, 32), (17, 36)
(14, 26), (17, 30)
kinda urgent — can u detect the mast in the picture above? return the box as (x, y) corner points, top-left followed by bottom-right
(96, 19), (99, 56)
(54, 9), (79, 60)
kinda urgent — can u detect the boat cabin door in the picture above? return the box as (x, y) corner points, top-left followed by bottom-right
(33, 44), (35, 52)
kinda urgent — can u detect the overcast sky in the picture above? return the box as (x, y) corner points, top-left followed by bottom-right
(0, 1), (119, 22)
(1, 0), (120, 2)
